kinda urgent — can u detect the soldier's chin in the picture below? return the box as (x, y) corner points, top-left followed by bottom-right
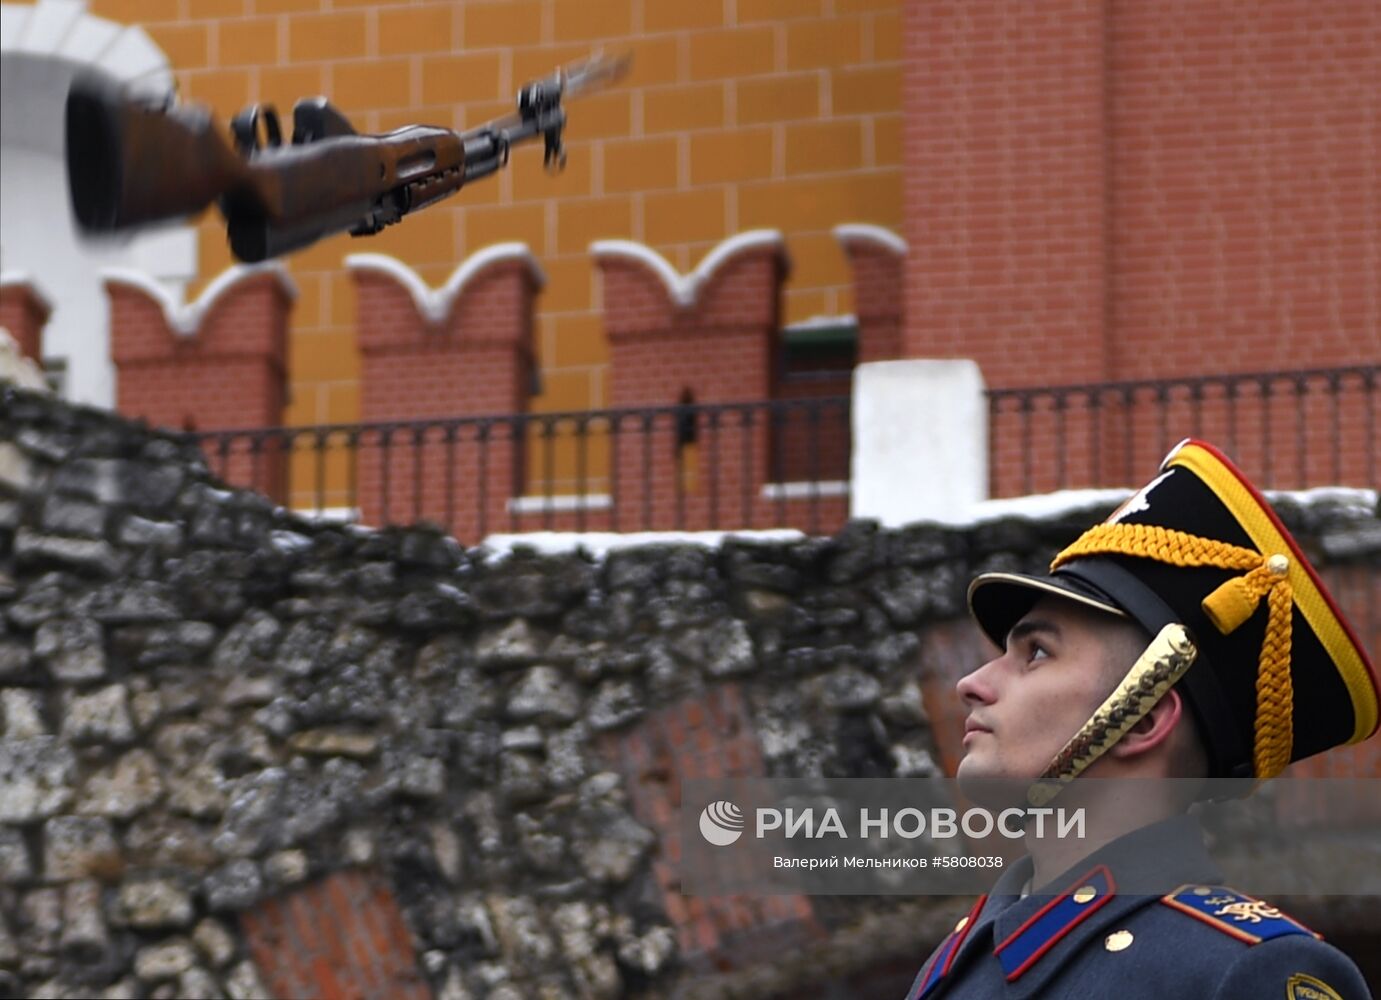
(956, 759), (1035, 811)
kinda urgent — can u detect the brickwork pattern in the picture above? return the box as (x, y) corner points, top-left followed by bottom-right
(986, 372), (1377, 497)
(354, 256), (538, 535)
(902, 0), (1380, 384)
(902, 1), (1380, 495)
(901, 0), (1109, 384)
(600, 685), (822, 971)
(107, 270), (291, 499)
(837, 231), (904, 363)
(0, 281), (51, 365)
(599, 238), (802, 531)
(240, 869), (429, 1000)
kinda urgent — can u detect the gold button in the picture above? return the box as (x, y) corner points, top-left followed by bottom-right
(1073, 885), (1097, 904)
(954, 916), (969, 933)
(1105, 930), (1134, 952)
(1267, 554), (1289, 576)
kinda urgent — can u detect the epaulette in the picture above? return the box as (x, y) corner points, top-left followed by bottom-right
(1161, 885), (1322, 945)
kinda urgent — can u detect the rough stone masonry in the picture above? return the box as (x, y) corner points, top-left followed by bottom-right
(1, 386), (1378, 1000)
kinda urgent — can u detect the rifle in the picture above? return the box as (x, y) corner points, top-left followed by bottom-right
(65, 53), (629, 263)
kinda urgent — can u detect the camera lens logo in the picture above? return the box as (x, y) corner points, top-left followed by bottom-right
(699, 800), (745, 846)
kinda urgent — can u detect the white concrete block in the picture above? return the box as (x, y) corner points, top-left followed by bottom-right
(850, 359), (988, 527)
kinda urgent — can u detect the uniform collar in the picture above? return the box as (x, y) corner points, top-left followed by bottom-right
(923, 814), (1224, 1000)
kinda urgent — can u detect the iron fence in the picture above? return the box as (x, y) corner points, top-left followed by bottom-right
(187, 397), (853, 541)
(186, 364), (1377, 541)
(986, 365), (1378, 498)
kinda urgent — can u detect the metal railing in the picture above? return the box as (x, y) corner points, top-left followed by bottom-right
(987, 365), (1378, 497)
(188, 397), (853, 541)
(186, 364), (1377, 540)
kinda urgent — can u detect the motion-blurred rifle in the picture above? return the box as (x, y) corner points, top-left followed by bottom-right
(65, 53), (628, 263)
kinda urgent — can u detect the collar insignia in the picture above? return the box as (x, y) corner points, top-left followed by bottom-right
(908, 895), (988, 1000)
(993, 865), (1115, 981)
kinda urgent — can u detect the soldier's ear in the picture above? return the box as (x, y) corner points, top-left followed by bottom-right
(1107, 688), (1185, 761)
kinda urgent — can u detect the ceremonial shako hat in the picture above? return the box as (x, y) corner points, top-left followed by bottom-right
(968, 439), (1379, 781)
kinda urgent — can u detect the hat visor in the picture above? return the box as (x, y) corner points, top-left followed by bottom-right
(967, 572), (1128, 649)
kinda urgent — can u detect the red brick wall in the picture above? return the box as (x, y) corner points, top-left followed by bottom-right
(0, 280), (51, 364)
(837, 227), (905, 364)
(902, 1), (1381, 495)
(1105, 1), (1380, 379)
(597, 236), (792, 531)
(240, 869), (428, 1000)
(600, 685), (822, 972)
(901, 1), (1109, 386)
(109, 269), (291, 499)
(354, 253), (540, 536)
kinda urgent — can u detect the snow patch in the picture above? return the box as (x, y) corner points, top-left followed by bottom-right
(591, 230), (785, 307)
(345, 245), (545, 327)
(833, 224), (908, 255)
(958, 489), (1134, 526)
(101, 264), (296, 337)
(905, 485), (1378, 530)
(782, 314), (857, 333)
(476, 528), (805, 562)
(1263, 486), (1377, 513)
(269, 530), (313, 553)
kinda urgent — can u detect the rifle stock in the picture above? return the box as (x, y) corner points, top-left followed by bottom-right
(64, 53), (628, 263)
(66, 75), (251, 233)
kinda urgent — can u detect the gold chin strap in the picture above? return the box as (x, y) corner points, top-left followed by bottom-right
(1052, 522), (1295, 778)
(1027, 624), (1198, 807)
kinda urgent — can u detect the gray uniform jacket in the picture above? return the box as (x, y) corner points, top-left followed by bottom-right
(903, 815), (1372, 1000)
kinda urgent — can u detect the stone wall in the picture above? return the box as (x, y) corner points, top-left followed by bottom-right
(1, 386), (1377, 1000)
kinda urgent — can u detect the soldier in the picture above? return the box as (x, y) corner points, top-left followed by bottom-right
(905, 439), (1377, 999)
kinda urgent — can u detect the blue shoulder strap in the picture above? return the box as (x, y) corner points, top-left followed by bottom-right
(1160, 885), (1321, 945)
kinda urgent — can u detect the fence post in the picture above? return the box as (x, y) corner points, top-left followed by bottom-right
(850, 359), (988, 526)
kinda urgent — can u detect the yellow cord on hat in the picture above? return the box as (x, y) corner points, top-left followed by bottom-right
(1052, 523), (1295, 778)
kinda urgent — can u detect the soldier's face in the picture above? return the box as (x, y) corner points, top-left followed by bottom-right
(955, 597), (1129, 793)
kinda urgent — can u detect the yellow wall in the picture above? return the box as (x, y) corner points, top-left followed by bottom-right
(85, 0), (902, 438)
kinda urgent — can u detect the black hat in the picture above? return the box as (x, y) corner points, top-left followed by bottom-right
(968, 439), (1379, 781)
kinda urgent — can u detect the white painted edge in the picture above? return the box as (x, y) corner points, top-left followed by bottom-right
(100, 263), (297, 337)
(345, 244), (545, 327)
(833, 223), (908, 255)
(0, 271), (54, 316)
(760, 481), (850, 501)
(506, 493), (614, 514)
(0, 5), (25, 51)
(782, 313), (857, 333)
(0, 0), (174, 95)
(590, 229), (785, 308)
(10, 0), (83, 55)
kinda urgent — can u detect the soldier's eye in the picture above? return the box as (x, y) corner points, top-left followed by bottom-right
(1028, 643), (1051, 663)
